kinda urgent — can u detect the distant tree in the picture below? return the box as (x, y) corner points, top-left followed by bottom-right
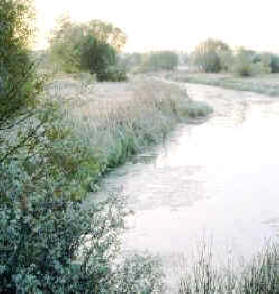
(49, 16), (127, 80)
(144, 51), (178, 71)
(219, 50), (234, 72)
(254, 52), (279, 73)
(193, 38), (230, 73)
(116, 52), (142, 71)
(179, 52), (189, 66)
(80, 35), (116, 78)
(270, 54), (279, 73)
(86, 20), (127, 52)
(232, 48), (271, 76)
(49, 15), (84, 73)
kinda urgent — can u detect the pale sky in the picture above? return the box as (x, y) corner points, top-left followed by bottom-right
(35, 0), (279, 53)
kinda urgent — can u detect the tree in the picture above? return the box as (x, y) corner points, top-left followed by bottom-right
(80, 35), (117, 80)
(49, 15), (84, 73)
(49, 17), (127, 80)
(270, 54), (279, 73)
(255, 52), (279, 73)
(193, 38), (230, 73)
(0, 0), (42, 127)
(86, 19), (127, 52)
(142, 51), (178, 71)
(232, 48), (271, 76)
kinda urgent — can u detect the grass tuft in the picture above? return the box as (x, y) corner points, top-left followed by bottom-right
(179, 241), (279, 294)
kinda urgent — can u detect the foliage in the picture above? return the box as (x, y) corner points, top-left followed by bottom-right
(232, 48), (271, 76)
(0, 2), (160, 293)
(49, 16), (127, 81)
(143, 51), (178, 71)
(0, 0), (43, 126)
(80, 37), (127, 81)
(49, 15), (84, 74)
(113, 253), (164, 293)
(116, 51), (179, 73)
(0, 193), (125, 293)
(193, 38), (230, 73)
(270, 54), (279, 73)
(85, 19), (127, 52)
(0, 84), (159, 293)
(218, 50), (234, 72)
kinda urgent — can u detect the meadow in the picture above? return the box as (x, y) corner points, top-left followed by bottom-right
(169, 72), (279, 96)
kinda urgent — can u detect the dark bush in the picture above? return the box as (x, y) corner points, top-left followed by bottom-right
(270, 54), (279, 73)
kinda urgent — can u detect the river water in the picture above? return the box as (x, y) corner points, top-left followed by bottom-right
(95, 83), (279, 291)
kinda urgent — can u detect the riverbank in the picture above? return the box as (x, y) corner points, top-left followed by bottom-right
(45, 75), (212, 200)
(168, 72), (279, 96)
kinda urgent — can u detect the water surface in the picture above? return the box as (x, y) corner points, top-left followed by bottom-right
(94, 83), (279, 290)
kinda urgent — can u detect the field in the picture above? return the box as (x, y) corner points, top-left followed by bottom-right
(168, 72), (279, 96)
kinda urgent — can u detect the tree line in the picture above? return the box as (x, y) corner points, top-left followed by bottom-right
(191, 38), (279, 76)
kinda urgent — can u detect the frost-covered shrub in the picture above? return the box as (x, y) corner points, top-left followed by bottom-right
(0, 188), (125, 293)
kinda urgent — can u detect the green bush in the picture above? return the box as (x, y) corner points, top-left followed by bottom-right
(96, 66), (128, 82)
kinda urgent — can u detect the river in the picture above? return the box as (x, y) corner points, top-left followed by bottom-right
(93, 83), (279, 291)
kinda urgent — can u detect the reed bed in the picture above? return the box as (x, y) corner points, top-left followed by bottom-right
(179, 241), (279, 294)
(46, 75), (212, 190)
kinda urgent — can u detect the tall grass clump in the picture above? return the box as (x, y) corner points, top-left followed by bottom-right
(179, 242), (279, 294)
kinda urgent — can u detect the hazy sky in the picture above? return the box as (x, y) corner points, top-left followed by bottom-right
(35, 0), (279, 53)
